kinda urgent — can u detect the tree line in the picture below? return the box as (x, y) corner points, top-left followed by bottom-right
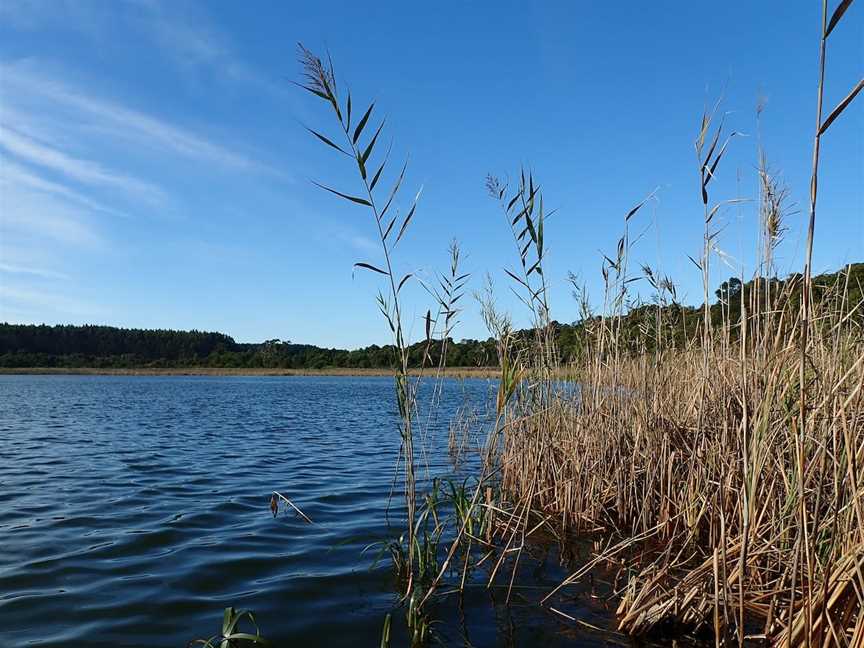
(2, 264), (860, 369)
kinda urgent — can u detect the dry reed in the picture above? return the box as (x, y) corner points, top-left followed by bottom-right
(488, 2), (864, 642)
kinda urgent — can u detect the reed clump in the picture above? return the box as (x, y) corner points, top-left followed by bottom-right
(488, 19), (863, 640)
(290, 1), (863, 643)
(487, 5), (864, 641)
(498, 284), (863, 643)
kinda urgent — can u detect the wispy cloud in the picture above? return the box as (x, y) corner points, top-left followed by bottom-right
(1, 63), (284, 176)
(0, 263), (70, 281)
(0, 0), (296, 328)
(0, 0), (288, 90)
(135, 0), (288, 95)
(0, 157), (125, 217)
(0, 177), (105, 249)
(0, 126), (166, 204)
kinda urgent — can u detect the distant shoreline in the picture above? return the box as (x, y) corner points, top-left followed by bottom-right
(0, 366), (501, 378)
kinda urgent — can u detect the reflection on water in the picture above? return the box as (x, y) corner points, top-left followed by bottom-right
(0, 375), (618, 647)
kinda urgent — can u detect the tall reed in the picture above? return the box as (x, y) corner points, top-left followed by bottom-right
(483, 3), (864, 643)
(296, 43), (429, 622)
(297, 46), (478, 645)
(292, 3), (864, 642)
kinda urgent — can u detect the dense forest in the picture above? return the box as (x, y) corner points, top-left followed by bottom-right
(2, 264), (861, 369)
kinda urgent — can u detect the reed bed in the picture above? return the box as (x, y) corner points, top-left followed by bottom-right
(488, 5), (864, 642)
(292, 2), (863, 643)
(497, 289), (864, 644)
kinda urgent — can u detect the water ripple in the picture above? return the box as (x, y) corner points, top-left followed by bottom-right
(0, 375), (612, 647)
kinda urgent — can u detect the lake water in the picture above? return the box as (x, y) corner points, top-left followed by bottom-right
(0, 375), (617, 647)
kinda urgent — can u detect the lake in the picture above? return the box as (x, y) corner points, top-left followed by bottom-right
(0, 375), (616, 647)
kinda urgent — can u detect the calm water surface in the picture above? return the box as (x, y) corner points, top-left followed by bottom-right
(0, 375), (615, 647)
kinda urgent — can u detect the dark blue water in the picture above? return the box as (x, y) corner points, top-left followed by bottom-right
(0, 375), (617, 647)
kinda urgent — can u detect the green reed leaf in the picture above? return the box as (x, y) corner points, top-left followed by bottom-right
(304, 127), (350, 156)
(626, 198), (647, 221)
(506, 193), (520, 212)
(362, 120), (386, 166)
(297, 83), (331, 102)
(353, 103), (374, 144)
(825, 0), (854, 38)
(311, 180), (372, 206)
(370, 159), (387, 191)
(818, 78), (863, 136)
(354, 262), (389, 275)
(394, 197), (419, 245)
(398, 273), (413, 293)
(346, 92), (352, 131)
(503, 267), (528, 288)
(380, 160), (408, 218)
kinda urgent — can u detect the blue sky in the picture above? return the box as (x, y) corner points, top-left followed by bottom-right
(0, 1), (861, 348)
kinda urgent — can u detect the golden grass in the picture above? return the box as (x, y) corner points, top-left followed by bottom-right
(485, 6), (864, 641)
(495, 287), (864, 645)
